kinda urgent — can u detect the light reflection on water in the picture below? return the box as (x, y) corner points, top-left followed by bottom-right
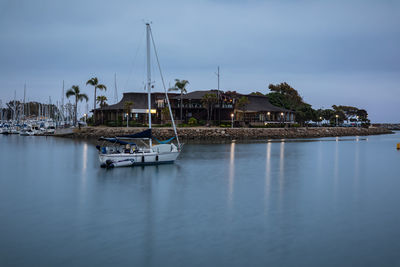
(1, 133), (400, 267)
(228, 141), (235, 209)
(264, 142), (271, 215)
(279, 141), (285, 205)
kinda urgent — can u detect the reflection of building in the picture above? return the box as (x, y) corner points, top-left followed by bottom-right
(93, 90), (295, 125)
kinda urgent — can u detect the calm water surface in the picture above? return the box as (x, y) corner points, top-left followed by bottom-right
(1, 133), (400, 266)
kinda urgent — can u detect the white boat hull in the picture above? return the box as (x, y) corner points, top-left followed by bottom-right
(99, 151), (180, 168)
(20, 131), (34, 136)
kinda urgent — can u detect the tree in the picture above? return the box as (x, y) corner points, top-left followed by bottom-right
(124, 101), (134, 127)
(161, 107), (171, 122)
(168, 79), (189, 121)
(66, 85), (88, 126)
(356, 109), (368, 121)
(201, 93), (218, 122)
(317, 108), (334, 122)
(267, 82), (316, 124)
(296, 103), (316, 124)
(357, 109), (370, 126)
(96, 96), (108, 108)
(249, 91), (264, 96)
(268, 82), (303, 107)
(86, 77), (107, 111)
(235, 96), (250, 121)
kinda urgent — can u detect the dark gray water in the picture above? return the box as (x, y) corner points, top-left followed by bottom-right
(1, 133), (400, 267)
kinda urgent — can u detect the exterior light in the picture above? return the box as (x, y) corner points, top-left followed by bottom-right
(146, 109), (157, 114)
(267, 112), (270, 115)
(231, 113), (234, 118)
(319, 117), (322, 120)
(281, 112), (284, 116)
(335, 114), (339, 118)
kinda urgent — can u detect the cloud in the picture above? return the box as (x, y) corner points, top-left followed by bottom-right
(0, 0), (399, 121)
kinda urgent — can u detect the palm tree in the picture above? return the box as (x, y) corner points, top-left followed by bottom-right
(124, 101), (134, 127)
(201, 93), (218, 122)
(96, 95), (108, 108)
(168, 79), (189, 121)
(66, 85), (88, 126)
(86, 77), (107, 111)
(236, 96), (250, 122)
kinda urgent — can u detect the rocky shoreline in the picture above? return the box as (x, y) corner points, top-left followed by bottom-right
(61, 126), (393, 141)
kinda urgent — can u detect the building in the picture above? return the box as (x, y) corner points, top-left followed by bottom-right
(93, 90), (295, 126)
(171, 90), (233, 122)
(93, 92), (178, 125)
(234, 94), (295, 126)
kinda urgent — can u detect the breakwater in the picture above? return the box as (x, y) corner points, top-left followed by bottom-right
(372, 123), (400, 131)
(63, 126), (392, 141)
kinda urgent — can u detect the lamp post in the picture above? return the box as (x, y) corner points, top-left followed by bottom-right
(231, 113), (234, 128)
(84, 113), (87, 123)
(335, 114), (339, 127)
(267, 112), (270, 122)
(126, 113), (129, 128)
(319, 116), (322, 127)
(281, 112), (284, 126)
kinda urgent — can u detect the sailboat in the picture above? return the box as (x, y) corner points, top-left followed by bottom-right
(97, 23), (182, 168)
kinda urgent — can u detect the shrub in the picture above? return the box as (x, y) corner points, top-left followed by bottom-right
(106, 121), (118, 127)
(154, 123), (172, 127)
(188, 117), (198, 126)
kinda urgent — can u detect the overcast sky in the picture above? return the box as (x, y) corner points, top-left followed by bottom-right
(0, 0), (399, 122)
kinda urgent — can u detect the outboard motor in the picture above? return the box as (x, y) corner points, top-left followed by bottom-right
(106, 160), (115, 169)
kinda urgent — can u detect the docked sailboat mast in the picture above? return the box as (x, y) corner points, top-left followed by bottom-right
(146, 23), (152, 147)
(62, 80), (65, 121)
(23, 83), (26, 121)
(114, 73), (118, 104)
(217, 66), (220, 124)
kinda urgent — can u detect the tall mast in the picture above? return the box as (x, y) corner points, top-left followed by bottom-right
(149, 22), (181, 149)
(13, 90), (16, 121)
(114, 73), (118, 104)
(217, 66), (220, 123)
(49, 96), (52, 119)
(62, 80), (65, 120)
(146, 23), (152, 147)
(23, 83), (26, 120)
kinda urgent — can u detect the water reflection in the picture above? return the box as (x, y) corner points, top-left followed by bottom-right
(82, 142), (88, 173)
(2, 133), (400, 266)
(279, 141), (285, 203)
(228, 142), (235, 207)
(354, 137), (360, 199)
(80, 142), (89, 207)
(264, 142), (271, 215)
(334, 136), (339, 201)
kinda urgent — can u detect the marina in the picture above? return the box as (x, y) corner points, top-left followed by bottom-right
(1, 1), (399, 266)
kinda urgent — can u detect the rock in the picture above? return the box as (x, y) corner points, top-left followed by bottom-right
(66, 126), (393, 141)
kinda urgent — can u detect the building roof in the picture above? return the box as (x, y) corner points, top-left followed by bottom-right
(240, 94), (293, 113)
(171, 90), (223, 100)
(95, 92), (178, 111)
